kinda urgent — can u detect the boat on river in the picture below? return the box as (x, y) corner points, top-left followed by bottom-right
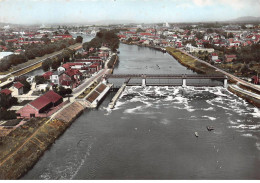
(207, 126), (214, 131)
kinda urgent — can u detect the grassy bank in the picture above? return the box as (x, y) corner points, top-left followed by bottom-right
(0, 102), (85, 179)
(166, 47), (220, 75)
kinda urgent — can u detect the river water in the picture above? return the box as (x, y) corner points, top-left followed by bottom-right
(22, 44), (260, 180)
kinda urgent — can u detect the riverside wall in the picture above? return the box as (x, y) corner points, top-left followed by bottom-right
(0, 102), (86, 179)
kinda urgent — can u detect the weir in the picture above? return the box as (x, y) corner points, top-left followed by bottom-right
(106, 74), (228, 88)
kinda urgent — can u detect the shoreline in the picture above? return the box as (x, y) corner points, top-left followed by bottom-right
(0, 53), (119, 179)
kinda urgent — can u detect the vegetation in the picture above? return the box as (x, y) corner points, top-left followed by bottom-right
(0, 109), (17, 120)
(53, 85), (72, 97)
(107, 55), (117, 69)
(14, 77), (31, 93)
(35, 75), (47, 85)
(75, 36), (83, 43)
(76, 81), (98, 99)
(0, 39), (76, 72)
(42, 48), (75, 71)
(83, 29), (119, 52)
(166, 47), (219, 75)
(0, 94), (18, 109)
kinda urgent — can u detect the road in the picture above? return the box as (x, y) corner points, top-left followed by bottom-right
(72, 68), (111, 97)
(0, 43), (82, 83)
(178, 48), (260, 93)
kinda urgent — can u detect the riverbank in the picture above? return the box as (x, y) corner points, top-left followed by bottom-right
(165, 47), (220, 75)
(0, 102), (85, 179)
(166, 47), (260, 107)
(0, 53), (117, 179)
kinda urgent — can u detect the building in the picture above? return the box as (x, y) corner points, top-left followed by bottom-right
(11, 82), (24, 95)
(59, 69), (82, 89)
(211, 53), (219, 61)
(0, 52), (14, 60)
(16, 90), (63, 118)
(225, 55), (237, 62)
(0, 88), (12, 100)
(185, 44), (214, 53)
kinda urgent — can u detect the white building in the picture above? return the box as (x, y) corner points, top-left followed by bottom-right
(0, 52), (13, 60)
(185, 44), (214, 53)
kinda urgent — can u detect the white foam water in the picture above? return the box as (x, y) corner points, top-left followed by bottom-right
(202, 116), (217, 121)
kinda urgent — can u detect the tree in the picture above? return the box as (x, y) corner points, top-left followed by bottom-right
(207, 29), (214, 33)
(76, 36), (83, 43)
(51, 60), (59, 70)
(42, 58), (52, 71)
(228, 33), (234, 38)
(136, 28), (144, 33)
(53, 86), (72, 97)
(126, 37), (133, 43)
(35, 75), (46, 85)
(19, 79), (31, 93)
(64, 30), (70, 35)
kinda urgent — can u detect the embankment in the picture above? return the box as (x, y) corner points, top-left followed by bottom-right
(166, 47), (220, 74)
(228, 85), (260, 108)
(0, 102), (85, 179)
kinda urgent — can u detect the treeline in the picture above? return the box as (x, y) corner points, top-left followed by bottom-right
(0, 39), (76, 72)
(83, 29), (119, 52)
(42, 48), (75, 71)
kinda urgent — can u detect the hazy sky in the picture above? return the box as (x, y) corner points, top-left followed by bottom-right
(0, 0), (260, 24)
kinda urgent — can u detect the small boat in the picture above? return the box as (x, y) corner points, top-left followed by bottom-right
(195, 132), (199, 137)
(207, 126), (214, 131)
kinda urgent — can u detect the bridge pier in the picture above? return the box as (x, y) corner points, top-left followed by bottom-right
(224, 77), (228, 88)
(182, 78), (187, 87)
(142, 78), (146, 87)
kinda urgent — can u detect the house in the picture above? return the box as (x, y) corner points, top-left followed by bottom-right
(225, 54), (237, 62)
(16, 90), (63, 118)
(42, 71), (53, 80)
(0, 88), (12, 100)
(251, 75), (259, 85)
(35, 84), (49, 91)
(211, 53), (218, 61)
(50, 71), (59, 85)
(59, 69), (82, 89)
(11, 82), (24, 95)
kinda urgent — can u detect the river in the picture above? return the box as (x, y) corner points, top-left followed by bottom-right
(22, 43), (260, 180)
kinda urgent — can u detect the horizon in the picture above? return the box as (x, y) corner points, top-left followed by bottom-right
(0, 0), (260, 25)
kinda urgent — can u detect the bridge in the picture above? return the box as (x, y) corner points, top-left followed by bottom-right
(104, 74), (228, 87)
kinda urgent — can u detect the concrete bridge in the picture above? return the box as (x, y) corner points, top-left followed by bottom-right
(104, 74), (228, 88)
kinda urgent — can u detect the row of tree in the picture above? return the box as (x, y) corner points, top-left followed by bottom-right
(42, 48), (75, 71)
(0, 39), (76, 72)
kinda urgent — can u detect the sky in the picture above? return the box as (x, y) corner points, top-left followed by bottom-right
(0, 0), (260, 25)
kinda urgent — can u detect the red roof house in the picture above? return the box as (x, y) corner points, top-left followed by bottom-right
(0, 88), (12, 96)
(12, 82), (24, 95)
(225, 55), (237, 62)
(42, 71), (53, 80)
(16, 90), (63, 118)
